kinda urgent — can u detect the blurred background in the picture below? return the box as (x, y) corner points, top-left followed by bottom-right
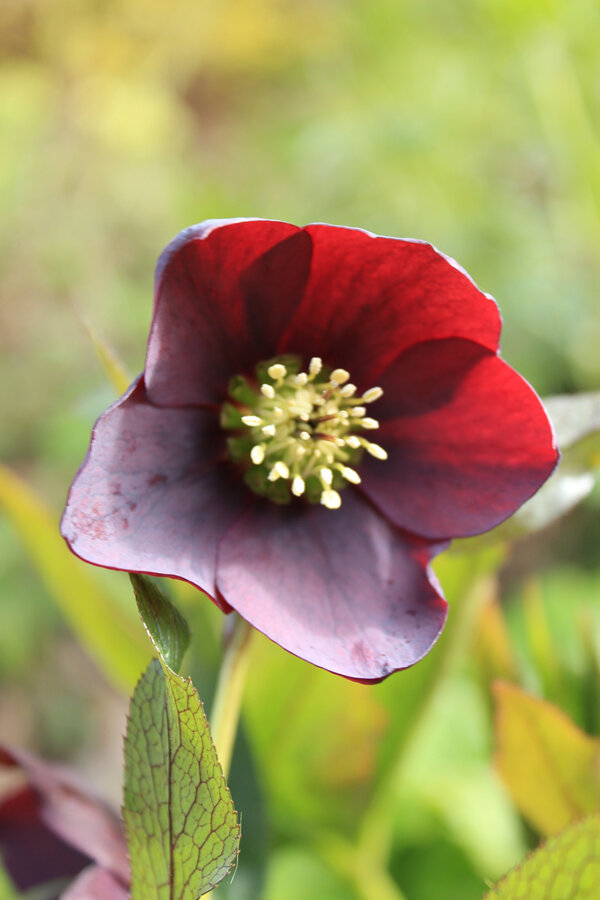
(1, 1), (599, 898)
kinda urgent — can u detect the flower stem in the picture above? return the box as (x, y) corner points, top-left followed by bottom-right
(209, 612), (253, 778)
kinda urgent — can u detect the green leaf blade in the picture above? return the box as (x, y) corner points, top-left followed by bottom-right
(483, 815), (600, 899)
(124, 660), (240, 900)
(130, 574), (190, 673)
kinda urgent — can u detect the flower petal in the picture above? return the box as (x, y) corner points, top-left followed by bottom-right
(61, 866), (130, 900)
(146, 219), (312, 406)
(216, 490), (447, 682)
(359, 338), (559, 539)
(61, 379), (247, 602)
(278, 224), (501, 385)
(0, 744), (128, 888)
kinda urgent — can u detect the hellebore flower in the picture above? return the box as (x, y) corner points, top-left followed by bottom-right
(61, 219), (558, 681)
(0, 745), (130, 899)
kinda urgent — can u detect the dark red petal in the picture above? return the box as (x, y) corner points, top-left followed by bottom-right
(61, 866), (130, 900)
(216, 491), (447, 682)
(146, 219), (312, 406)
(278, 224), (501, 386)
(0, 786), (91, 894)
(359, 338), (559, 539)
(0, 746), (128, 886)
(61, 379), (248, 601)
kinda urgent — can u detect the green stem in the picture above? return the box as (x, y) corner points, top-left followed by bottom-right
(209, 612), (253, 778)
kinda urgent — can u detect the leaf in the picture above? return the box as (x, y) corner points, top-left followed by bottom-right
(130, 574), (190, 673)
(0, 463), (149, 691)
(493, 682), (600, 835)
(82, 317), (132, 397)
(124, 659), (240, 899)
(483, 814), (600, 899)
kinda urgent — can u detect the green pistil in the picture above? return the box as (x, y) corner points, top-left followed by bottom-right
(221, 355), (387, 508)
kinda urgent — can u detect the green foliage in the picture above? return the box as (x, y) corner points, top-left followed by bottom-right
(130, 573), (190, 673)
(483, 815), (600, 900)
(124, 659), (240, 899)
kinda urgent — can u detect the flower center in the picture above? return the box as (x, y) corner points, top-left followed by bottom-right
(221, 355), (387, 508)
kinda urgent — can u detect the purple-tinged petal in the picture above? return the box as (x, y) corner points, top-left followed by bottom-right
(146, 219), (311, 407)
(61, 379), (248, 604)
(360, 338), (559, 539)
(0, 746), (129, 886)
(216, 491), (447, 682)
(0, 786), (90, 895)
(278, 224), (501, 386)
(60, 866), (130, 900)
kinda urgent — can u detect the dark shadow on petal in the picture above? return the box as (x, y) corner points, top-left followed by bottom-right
(360, 338), (559, 539)
(241, 229), (313, 359)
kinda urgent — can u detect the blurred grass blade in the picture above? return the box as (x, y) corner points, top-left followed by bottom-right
(0, 857), (22, 900)
(493, 681), (600, 835)
(129, 573), (190, 673)
(81, 317), (132, 397)
(0, 463), (148, 691)
(124, 659), (240, 899)
(483, 814), (600, 899)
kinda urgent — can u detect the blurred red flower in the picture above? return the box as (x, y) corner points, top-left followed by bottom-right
(61, 220), (558, 681)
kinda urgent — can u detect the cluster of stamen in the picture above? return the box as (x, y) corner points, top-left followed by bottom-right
(221, 355), (387, 509)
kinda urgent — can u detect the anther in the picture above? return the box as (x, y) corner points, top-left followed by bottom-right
(267, 363), (287, 380)
(361, 417), (379, 429)
(321, 489), (342, 509)
(363, 387), (383, 403)
(262, 424), (276, 437)
(291, 475), (305, 496)
(242, 415), (262, 427)
(340, 383), (357, 397)
(320, 467), (333, 486)
(345, 435), (361, 449)
(261, 383), (275, 398)
(330, 368), (350, 385)
(351, 406), (366, 417)
(340, 466), (361, 484)
(309, 357), (322, 376)
(299, 431), (311, 440)
(366, 442), (388, 460)
(295, 372), (308, 386)
(250, 445), (265, 464)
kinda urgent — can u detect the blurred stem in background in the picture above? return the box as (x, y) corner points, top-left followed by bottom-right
(210, 612), (254, 778)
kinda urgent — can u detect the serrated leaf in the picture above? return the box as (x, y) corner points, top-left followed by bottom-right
(130, 574), (190, 673)
(494, 682), (600, 835)
(0, 463), (148, 691)
(483, 815), (600, 899)
(124, 659), (240, 899)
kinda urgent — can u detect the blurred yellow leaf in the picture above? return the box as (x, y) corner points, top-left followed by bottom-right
(0, 463), (148, 692)
(474, 593), (519, 684)
(82, 317), (132, 397)
(494, 682), (600, 835)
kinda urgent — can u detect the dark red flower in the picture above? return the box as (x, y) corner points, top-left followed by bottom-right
(61, 220), (558, 681)
(0, 745), (129, 899)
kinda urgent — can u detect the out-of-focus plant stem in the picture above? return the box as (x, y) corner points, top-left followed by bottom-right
(209, 612), (253, 778)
